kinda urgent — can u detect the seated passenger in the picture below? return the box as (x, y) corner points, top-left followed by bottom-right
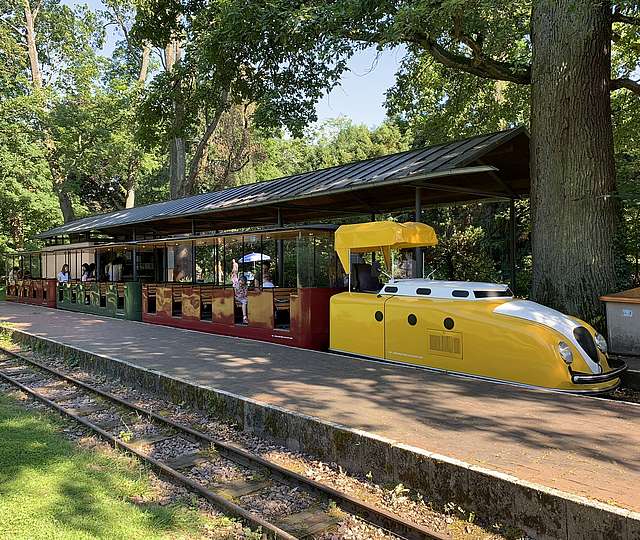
(57, 264), (70, 283)
(397, 250), (415, 279)
(81, 263), (90, 282)
(8, 266), (19, 286)
(261, 261), (274, 288)
(111, 257), (124, 282)
(231, 259), (249, 324)
(87, 263), (96, 280)
(352, 263), (382, 292)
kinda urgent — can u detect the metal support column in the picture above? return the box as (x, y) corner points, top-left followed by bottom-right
(415, 187), (423, 278)
(509, 198), (517, 293)
(191, 241), (197, 284)
(132, 228), (138, 281)
(191, 220), (197, 284)
(276, 208), (284, 287)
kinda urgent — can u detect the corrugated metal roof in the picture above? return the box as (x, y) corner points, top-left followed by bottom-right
(38, 127), (526, 238)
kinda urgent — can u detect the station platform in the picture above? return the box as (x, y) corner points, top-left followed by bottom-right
(1, 302), (639, 538)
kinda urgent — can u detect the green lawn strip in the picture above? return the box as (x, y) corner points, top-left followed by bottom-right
(0, 392), (248, 540)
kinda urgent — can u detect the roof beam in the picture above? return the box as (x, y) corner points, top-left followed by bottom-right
(405, 181), (512, 200)
(269, 204), (367, 216)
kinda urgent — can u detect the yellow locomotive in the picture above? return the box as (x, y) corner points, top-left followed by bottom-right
(330, 221), (627, 394)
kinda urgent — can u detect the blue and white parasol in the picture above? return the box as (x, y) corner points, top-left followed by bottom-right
(238, 252), (271, 263)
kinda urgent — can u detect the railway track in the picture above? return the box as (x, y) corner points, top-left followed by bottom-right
(0, 345), (447, 540)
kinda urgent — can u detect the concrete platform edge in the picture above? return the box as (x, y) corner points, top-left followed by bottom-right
(3, 326), (639, 540)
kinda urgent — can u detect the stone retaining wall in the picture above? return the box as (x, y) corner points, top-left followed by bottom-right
(4, 327), (639, 540)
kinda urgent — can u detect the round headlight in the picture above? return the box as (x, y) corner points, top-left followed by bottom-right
(595, 333), (608, 354)
(558, 341), (573, 365)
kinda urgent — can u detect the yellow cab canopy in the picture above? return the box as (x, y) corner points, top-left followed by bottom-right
(335, 221), (438, 274)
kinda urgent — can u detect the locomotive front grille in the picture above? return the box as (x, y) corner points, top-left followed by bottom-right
(573, 326), (599, 363)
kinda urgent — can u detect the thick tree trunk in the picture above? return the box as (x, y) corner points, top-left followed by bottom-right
(22, 0), (42, 89)
(123, 43), (152, 209)
(169, 137), (187, 198)
(165, 40), (187, 199)
(530, 0), (617, 323)
(186, 94), (228, 192)
(55, 185), (75, 223)
(138, 42), (151, 84)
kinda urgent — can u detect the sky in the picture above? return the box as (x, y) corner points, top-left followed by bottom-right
(315, 46), (405, 127)
(63, 0), (403, 128)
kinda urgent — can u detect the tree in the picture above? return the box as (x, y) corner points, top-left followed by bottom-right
(102, 0), (154, 208)
(2, 0), (107, 221)
(133, 0), (352, 199)
(0, 0), (61, 251)
(239, 118), (411, 185)
(150, 0), (640, 322)
(1, 0), (161, 223)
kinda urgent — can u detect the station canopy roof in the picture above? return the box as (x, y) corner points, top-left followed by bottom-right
(38, 126), (530, 240)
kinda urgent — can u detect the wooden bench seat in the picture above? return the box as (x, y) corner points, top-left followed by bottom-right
(273, 288), (296, 312)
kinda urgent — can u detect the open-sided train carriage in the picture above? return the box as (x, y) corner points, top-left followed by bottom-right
(4, 252), (57, 308)
(137, 226), (343, 349)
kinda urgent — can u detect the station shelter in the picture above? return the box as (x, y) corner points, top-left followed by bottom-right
(3, 127), (530, 349)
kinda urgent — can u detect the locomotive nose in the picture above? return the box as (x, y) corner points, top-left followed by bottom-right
(573, 326), (600, 363)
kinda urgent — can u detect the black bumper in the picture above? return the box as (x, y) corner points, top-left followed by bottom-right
(570, 356), (628, 385)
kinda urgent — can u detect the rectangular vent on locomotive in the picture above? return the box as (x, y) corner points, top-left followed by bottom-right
(428, 330), (463, 359)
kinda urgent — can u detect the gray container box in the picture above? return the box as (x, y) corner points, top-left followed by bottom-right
(601, 288), (640, 357)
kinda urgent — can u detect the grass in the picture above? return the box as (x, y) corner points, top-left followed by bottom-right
(0, 392), (245, 540)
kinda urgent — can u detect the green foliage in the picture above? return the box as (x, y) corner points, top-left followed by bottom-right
(133, 0), (356, 169)
(0, 0), (161, 236)
(387, 57), (530, 145)
(0, 95), (61, 253)
(244, 118), (411, 184)
(422, 203), (526, 288)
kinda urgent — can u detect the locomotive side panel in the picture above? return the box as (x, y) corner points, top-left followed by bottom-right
(330, 292), (386, 359)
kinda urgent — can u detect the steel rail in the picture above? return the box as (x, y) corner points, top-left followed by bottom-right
(0, 363), (297, 540)
(0, 345), (448, 540)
